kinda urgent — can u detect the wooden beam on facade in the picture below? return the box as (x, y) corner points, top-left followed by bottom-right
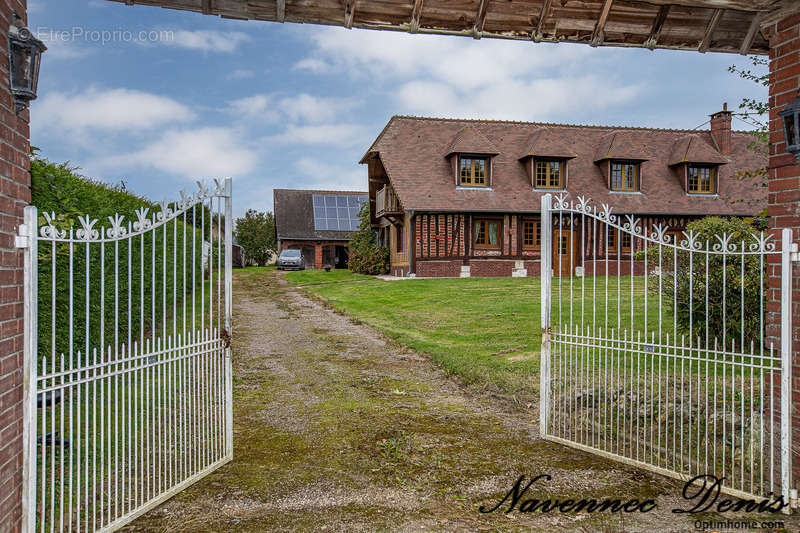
(532, 0), (553, 42)
(276, 0), (286, 22)
(344, 0), (357, 29)
(472, 0), (490, 39)
(740, 11), (764, 54)
(698, 8), (724, 53)
(590, 0), (614, 47)
(409, 0), (424, 33)
(644, 5), (670, 50)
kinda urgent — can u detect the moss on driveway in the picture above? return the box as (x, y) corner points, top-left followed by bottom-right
(123, 268), (797, 532)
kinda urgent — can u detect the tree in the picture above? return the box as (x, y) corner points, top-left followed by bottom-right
(234, 209), (276, 266)
(728, 56), (769, 215)
(348, 203), (389, 275)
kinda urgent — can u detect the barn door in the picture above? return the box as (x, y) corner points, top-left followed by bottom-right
(19, 179), (234, 532)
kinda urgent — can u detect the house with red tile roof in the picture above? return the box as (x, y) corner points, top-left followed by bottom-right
(360, 107), (767, 278)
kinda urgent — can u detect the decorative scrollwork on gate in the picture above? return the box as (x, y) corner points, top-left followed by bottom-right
(550, 192), (781, 255)
(36, 179), (229, 243)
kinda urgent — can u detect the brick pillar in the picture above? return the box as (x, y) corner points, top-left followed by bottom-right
(0, 1), (32, 532)
(766, 13), (800, 484)
(314, 243), (322, 269)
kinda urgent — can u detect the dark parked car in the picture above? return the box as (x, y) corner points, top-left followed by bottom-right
(277, 249), (305, 270)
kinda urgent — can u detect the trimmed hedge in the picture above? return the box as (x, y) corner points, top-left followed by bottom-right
(32, 157), (212, 363)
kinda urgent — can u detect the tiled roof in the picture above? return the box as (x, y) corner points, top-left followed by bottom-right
(361, 116), (766, 216)
(444, 126), (499, 156)
(274, 189), (367, 241)
(668, 134), (731, 166)
(519, 128), (577, 160)
(593, 131), (650, 162)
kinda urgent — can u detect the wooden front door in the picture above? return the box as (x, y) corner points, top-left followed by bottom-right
(553, 229), (573, 277)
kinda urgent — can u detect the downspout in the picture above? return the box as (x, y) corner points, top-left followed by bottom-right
(409, 210), (416, 276)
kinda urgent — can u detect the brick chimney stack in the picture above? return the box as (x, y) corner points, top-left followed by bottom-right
(710, 102), (733, 155)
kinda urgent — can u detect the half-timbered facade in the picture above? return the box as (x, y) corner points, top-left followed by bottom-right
(362, 107), (767, 277)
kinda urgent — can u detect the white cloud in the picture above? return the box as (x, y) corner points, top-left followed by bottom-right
(396, 76), (642, 121)
(94, 127), (258, 179)
(165, 30), (250, 53)
(35, 88), (195, 131)
(272, 123), (368, 147)
(277, 94), (355, 123)
(294, 27), (590, 83)
(227, 94), (281, 121)
(228, 93), (355, 124)
(293, 58), (332, 74)
(295, 157), (366, 191)
(228, 69), (254, 80)
(294, 27), (641, 121)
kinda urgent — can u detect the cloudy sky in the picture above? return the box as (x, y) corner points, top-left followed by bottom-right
(30, 1), (767, 218)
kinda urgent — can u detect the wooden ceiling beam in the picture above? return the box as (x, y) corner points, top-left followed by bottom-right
(644, 5), (670, 50)
(344, 0), (357, 29)
(472, 0), (490, 39)
(698, 8), (724, 53)
(590, 0), (614, 47)
(276, 0), (285, 22)
(201, 0), (212, 14)
(409, 0), (424, 33)
(740, 11), (764, 54)
(532, 0), (553, 42)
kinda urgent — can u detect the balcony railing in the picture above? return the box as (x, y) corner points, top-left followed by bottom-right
(376, 185), (402, 217)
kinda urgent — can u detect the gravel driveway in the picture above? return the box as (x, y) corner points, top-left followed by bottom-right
(123, 268), (797, 532)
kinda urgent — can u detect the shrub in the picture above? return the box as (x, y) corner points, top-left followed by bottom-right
(642, 216), (766, 348)
(234, 209), (276, 266)
(348, 203), (389, 275)
(32, 156), (207, 363)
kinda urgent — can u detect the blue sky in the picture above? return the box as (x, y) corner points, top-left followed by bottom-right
(29, 1), (767, 219)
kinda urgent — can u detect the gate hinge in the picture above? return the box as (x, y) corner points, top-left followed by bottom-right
(791, 242), (800, 263)
(221, 328), (231, 348)
(14, 224), (29, 249)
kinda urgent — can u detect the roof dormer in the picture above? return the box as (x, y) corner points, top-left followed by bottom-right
(593, 131), (649, 192)
(445, 126), (499, 188)
(668, 134), (729, 195)
(518, 128), (577, 190)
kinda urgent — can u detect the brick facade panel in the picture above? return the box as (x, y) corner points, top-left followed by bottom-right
(766, 14), (800, 483)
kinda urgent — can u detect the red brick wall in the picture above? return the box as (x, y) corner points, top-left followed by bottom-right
(469, 260), (514, 277)
(765, 13), (800, 482)
(0, 1), (30, 531)
(416, 260), (460, 277)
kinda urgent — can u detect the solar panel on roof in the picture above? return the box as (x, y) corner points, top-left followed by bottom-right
(312, 194), (367, 232)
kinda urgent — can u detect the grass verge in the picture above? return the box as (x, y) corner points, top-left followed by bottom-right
(285, 268), (373, 285)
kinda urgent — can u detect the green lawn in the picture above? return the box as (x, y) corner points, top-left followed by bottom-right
(285, 268), (373, 285)
(299, 274), (725, 401)
(304, 277), (543, 399)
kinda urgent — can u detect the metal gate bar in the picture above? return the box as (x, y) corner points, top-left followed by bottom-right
(20, 179), (233, 532)
(539, 192), (793, 507)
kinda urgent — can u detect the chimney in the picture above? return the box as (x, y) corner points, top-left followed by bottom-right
(710, 102), (732, 155)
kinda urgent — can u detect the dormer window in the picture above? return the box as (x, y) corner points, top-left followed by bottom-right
(687, 165), (716, 194)
(534, 158), (565, 189)
(459, 156), (489, 187)
(610, 161), (639, 191)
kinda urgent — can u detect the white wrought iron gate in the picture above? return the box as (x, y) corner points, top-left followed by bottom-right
(18, 179), (234, 532)
(539, 192), (794, 507)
